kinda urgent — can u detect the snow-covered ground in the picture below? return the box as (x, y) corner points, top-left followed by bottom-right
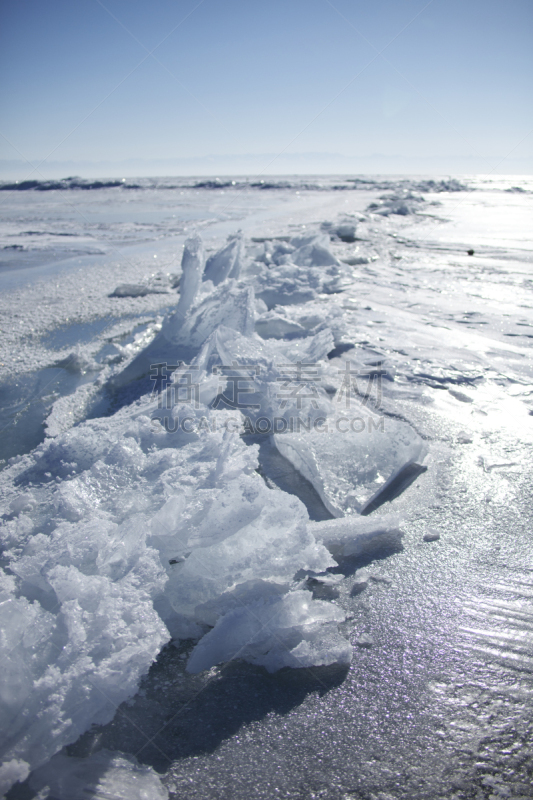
(0, 175), (532, 799)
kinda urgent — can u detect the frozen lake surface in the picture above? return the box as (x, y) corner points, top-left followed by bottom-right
(0, 175), (532, 799)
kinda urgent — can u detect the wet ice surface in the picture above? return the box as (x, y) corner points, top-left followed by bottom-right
(1, 175), (533, 799)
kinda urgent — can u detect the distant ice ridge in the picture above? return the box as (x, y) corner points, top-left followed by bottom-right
(0, 227), (426, 791)
(367, 190), (426, 216)
(0, 175), (469, 193)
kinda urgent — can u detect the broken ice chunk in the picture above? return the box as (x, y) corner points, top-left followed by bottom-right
(309, 514), (402, 559)
(0, 760), (30, 796)
(351, 568), (370, 594)
(291, 241), (341, 268)
(272, 327), (335, 364)
(173, 284), (255, 353)
(186, 590), (351, 673)
(110, 283), (150, 298)
(335, 223), (357, 242)
(163, 473), (333, 621)
(110, 282), (255, 387)
(367, 192), (424, 216)
(289, 233), (330, 248)
(203, 232), (244, 285)
(274, 410), (427, 516)
(170, 234), (205, 327)
(255, 270), (317, 309)
(193, 580), (289, 627)
(30, 750), (169, 800)
(255, 311), (307, 339)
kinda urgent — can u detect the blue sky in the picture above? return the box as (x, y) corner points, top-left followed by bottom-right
(1, 0), (532, 177)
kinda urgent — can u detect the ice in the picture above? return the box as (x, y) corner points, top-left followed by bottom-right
(171, 283), (255, 352)
(108, 235), (205, 387)
(274, 409), (427, 516)
(0, 760), (30, 796)
(111, 281), (255, 387)
(310, 514), (403, 559)
(30, 750), (168, 800)
(0, 540), (169, 780)
(193, 580), (289, 627)
(369, 572), (392, 585)
(367, 191), (425, 216)
(110, 276), (174, 298)
(203, 232), (245, 285)
(149, 323), (335, 431)
(186, 590), (351, 674)
(151, 430), (334, 621)
(2, 172), (533, 796)
(44, 383), (100, 438)
(252, 235), (344, 309)
(255, 311), (307, 339)
(334, 222), (357, 242)
(291, 240), (341, 268)
(355, 633), (374, 648)
(172, 234), (205, 319)
(0, 407), (337, 787)
(111, 283), (153, 297)
(0, 200), (425, 790)
(254, 262), (343, 309)
(351, 568), (370, 594)
(289, 232), (330, 248)
(254, 263), (318, 309)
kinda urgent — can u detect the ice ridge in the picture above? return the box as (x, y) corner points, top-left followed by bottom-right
(0, 227), (428, 792)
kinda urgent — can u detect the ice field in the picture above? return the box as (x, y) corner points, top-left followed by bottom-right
(0, 175), (532, 798)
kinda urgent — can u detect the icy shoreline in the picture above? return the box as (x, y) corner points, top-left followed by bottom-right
(1, 175), (532, 796)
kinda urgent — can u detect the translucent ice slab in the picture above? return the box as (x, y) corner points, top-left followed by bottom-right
(274, 409), (427, 516)
(203, 232), (245, 285)
(309, 513), (403, 558)
(186, 590), (351, 674)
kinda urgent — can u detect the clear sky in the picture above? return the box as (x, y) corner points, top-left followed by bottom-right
(1, 0), (532, 177)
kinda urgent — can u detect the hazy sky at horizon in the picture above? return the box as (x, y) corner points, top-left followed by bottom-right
(1, 0), (532, 176)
